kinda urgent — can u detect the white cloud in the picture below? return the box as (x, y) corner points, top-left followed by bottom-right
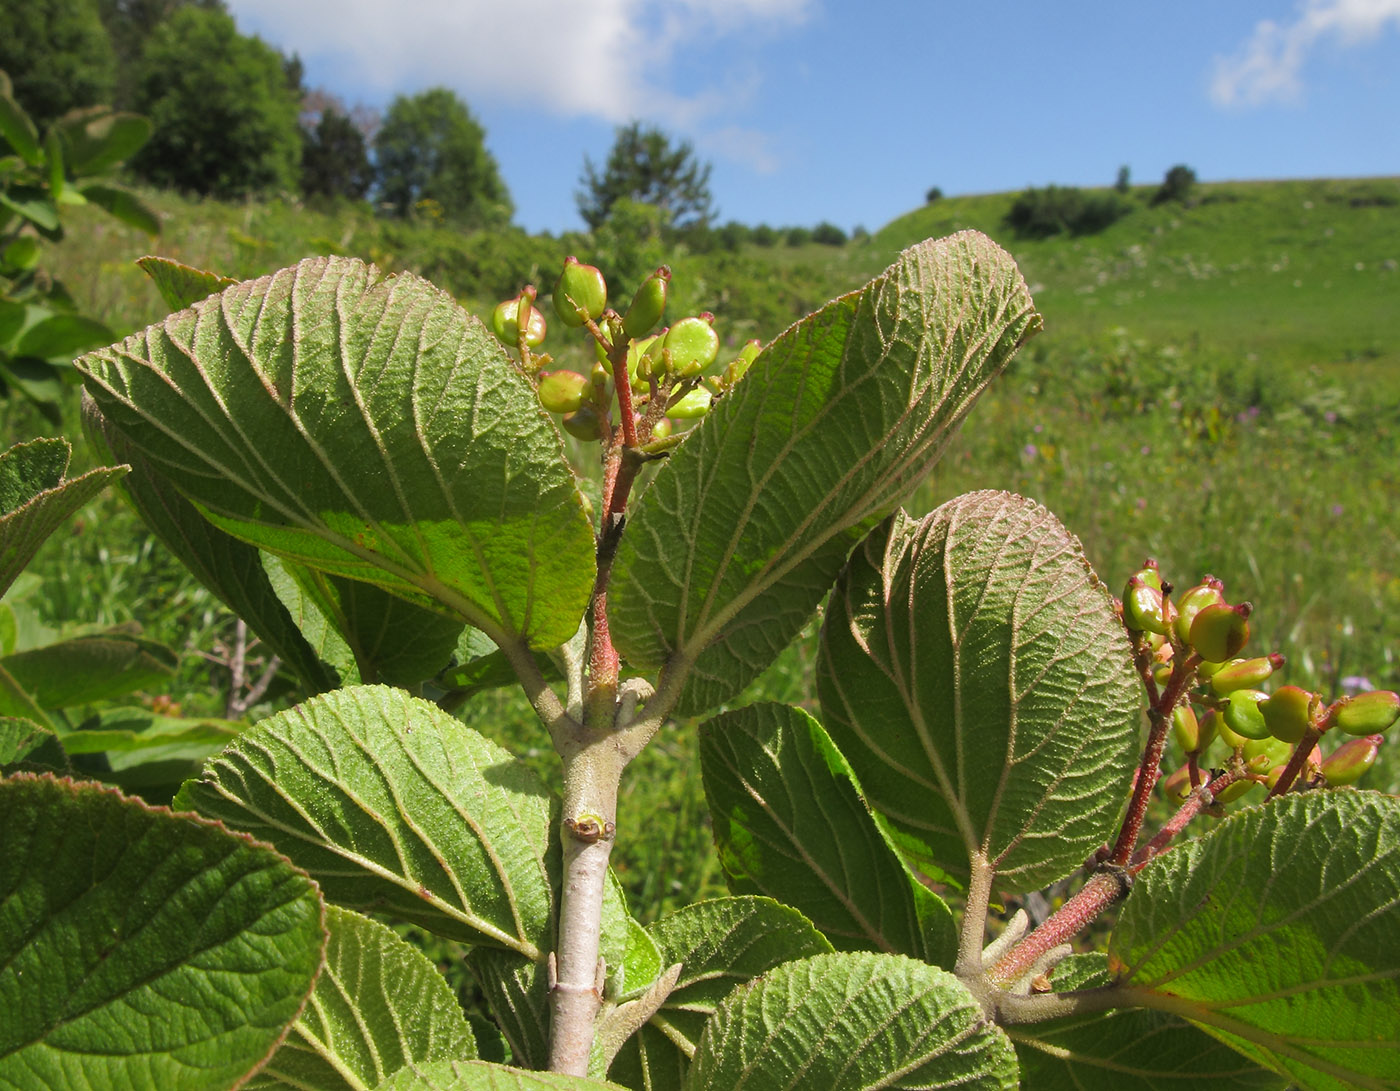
(1212, 0), (1400, 106)
(227, 0), (811, 125)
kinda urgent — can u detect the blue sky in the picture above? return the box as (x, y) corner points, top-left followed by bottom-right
(224, 0), (1400, 236)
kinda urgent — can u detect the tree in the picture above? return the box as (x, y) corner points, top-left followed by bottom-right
(130, 7), (301, 196)
(0, 0), (116, 123)
(301, 103), (374, 201)
(577, 122), (714, 231)
(373, 88), (512, 228)
(94, 0), (226, 107)
(1154, 163), (1198, 205)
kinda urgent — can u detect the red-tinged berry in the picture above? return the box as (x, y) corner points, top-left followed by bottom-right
(491, 295), (547, 347)
(1188, 601), (1251, 663)
(649, 417), (673, 440)
(553, 257), (607, 327)
(1123, 575), (1168, 635)
(1173, 579), (1225, 644)
(537, 370), (590, 414)
(1160, 764), (1194, 804)
(1210, 653), (1283, 696)
(1260, 685), (1318, 744)
(1333, 690), (1400, 736)
(622, 266), (670, 338)
(1322, 734), (1383, 786)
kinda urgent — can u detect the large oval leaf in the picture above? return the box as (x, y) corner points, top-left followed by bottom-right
(817, 493), (1141, 891)
(174, 685), (557, 957)
(687, 951), (1017, 1090)
(250, 905), (477, 1090)
(610, 231), (1040, 714)
(0, 773), (325, 1091)
(375, 1059), (627, 1090)
(1109, 790), (1400, 1091)
(76, 256), (595, 649)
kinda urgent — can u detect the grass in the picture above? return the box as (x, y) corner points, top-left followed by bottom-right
(10, 174), (1400, 921)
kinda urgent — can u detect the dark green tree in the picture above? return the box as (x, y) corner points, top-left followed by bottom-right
(373, 88), (512, 227)
(1154, 164), (1198, 205)
(0, 0), (116, 123)
(95, 0), (226, 107)
(130, 7), (300, 196)
(301, 105), (374, 201)
(576, 122), (714, 231)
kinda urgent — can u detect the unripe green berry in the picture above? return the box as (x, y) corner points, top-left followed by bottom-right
(1260, 685), (1318, 745)
(537, 370), (590, 414)
(1160, 764), (1194, 804)
(1242, 734), (1291, 771)
(1322, 734), (1383, 786)
(1223, 688), (1273, 741)
(650, 417), (673, 440)
(1333, 690), (1400, 736)
(492, 295), (547, 347)
(1210, 653), (1284, 696)
(664, 314), (720, 377)
(622, 266), (670, 338)
(553, 256), (607, 327)
(1123, 575), (1168, 635)
(1213, 778), (1260, 804)
(669, 387), (712, 419)
(561, 405), (604, 441)
(1188, 601), (1251, 663)
(1173, 579), (1225, 645)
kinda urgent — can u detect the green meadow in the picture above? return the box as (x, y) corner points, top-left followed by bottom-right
(8, 175), (1398, 919)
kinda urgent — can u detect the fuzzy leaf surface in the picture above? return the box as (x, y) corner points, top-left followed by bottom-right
(76, 256), (595, 649)
(1109, 790), (1400, 1091)
(374, 1060), (626, 1090)
(1009, 954), (1285, 1090)
(610, 232), (1040, 714)
(0, 773), (325, 1091)
(699, 702), (955, 961)
(175, 685), (556, 956)
(818, 494), (1141, 890)
(250, 905), (476, 1090)
(686, 951), (1016, 1090)
(0, 630), (176, 707)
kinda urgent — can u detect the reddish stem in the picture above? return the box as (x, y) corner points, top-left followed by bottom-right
(987, 869), (1130, 988)
(1266, 724), (1324, 799)
(1129, 763), (1243, 870)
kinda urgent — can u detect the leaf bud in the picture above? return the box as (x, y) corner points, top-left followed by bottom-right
(1122, 575), (1168, 635)
(536, 370), (590, 415)
(668, 387), (712, 419)
(1188, 601), (1251, 663)
(1260, 685), (1318, 745)
(622, 266), (670, 338)
(561, 405), (604, 441)
(1222, 688), (1272, 741)
(1321, 734), (1383, 786)
(1173, 579), (1226, 645)
(553, 256), (607, 327)
(664, 314), (720, 377)
(1209, 654), (1283, 696)
(1333, 690), (1400, 736)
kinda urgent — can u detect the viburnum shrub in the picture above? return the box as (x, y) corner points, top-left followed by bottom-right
(1, 233), (1397, 1090)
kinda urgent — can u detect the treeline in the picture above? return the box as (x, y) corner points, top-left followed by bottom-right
(1000, 164), (1199, 240)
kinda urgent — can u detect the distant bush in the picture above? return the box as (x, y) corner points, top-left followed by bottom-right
(1115, 166), (1131, 194)
(714, 221), (750, 252)
(785, 226), (812, 247)
(1153, 164), (1197, 206)
(750, 224), (779, 247)
(925, 186), (943, 203)
(811, 222), (848, 246)
(1004, 185), (1130, 239)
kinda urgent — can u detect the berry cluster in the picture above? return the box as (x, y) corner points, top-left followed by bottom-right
(489, 258), (759, 450)
(1121, 560), (1397, 806)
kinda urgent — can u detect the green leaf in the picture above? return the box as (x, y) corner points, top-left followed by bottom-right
(0, 186), (59, 232)
(1, 235), (40, 273)
(78, 183), (160, 236)
(77, 256), (596, 650)
(610, 232), (1040, 714)
(0, 437), (126, 600)
(686, 951), (1017, 1090)
(0, 773), (326, 1091)
(817, 494), (1142, 891)
(135, 254), (236, 310)
(60, 705), (241, 755)
(250, 905), (476, 1090)
(466, 949), (551, 1071)
(82, 401), (336, 693)
(437, 625), (563, 701)
(175, 685), (557, 956)
(15, 311), (113, 359)
(608, 897), (834, 1091)
(0, 86), (41, 166)
(0, 630), (176, 707)
(56, 108), (153, 175)
(699, 702), (956, 962)
(0, 715), (67, 773)
(374, 1059), (627, 1090)
(1109, 790), (1400, 1091)
(1008, 953), (1285, 1090)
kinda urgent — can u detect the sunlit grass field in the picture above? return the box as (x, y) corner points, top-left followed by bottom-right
(11, 175), (1398, 922)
